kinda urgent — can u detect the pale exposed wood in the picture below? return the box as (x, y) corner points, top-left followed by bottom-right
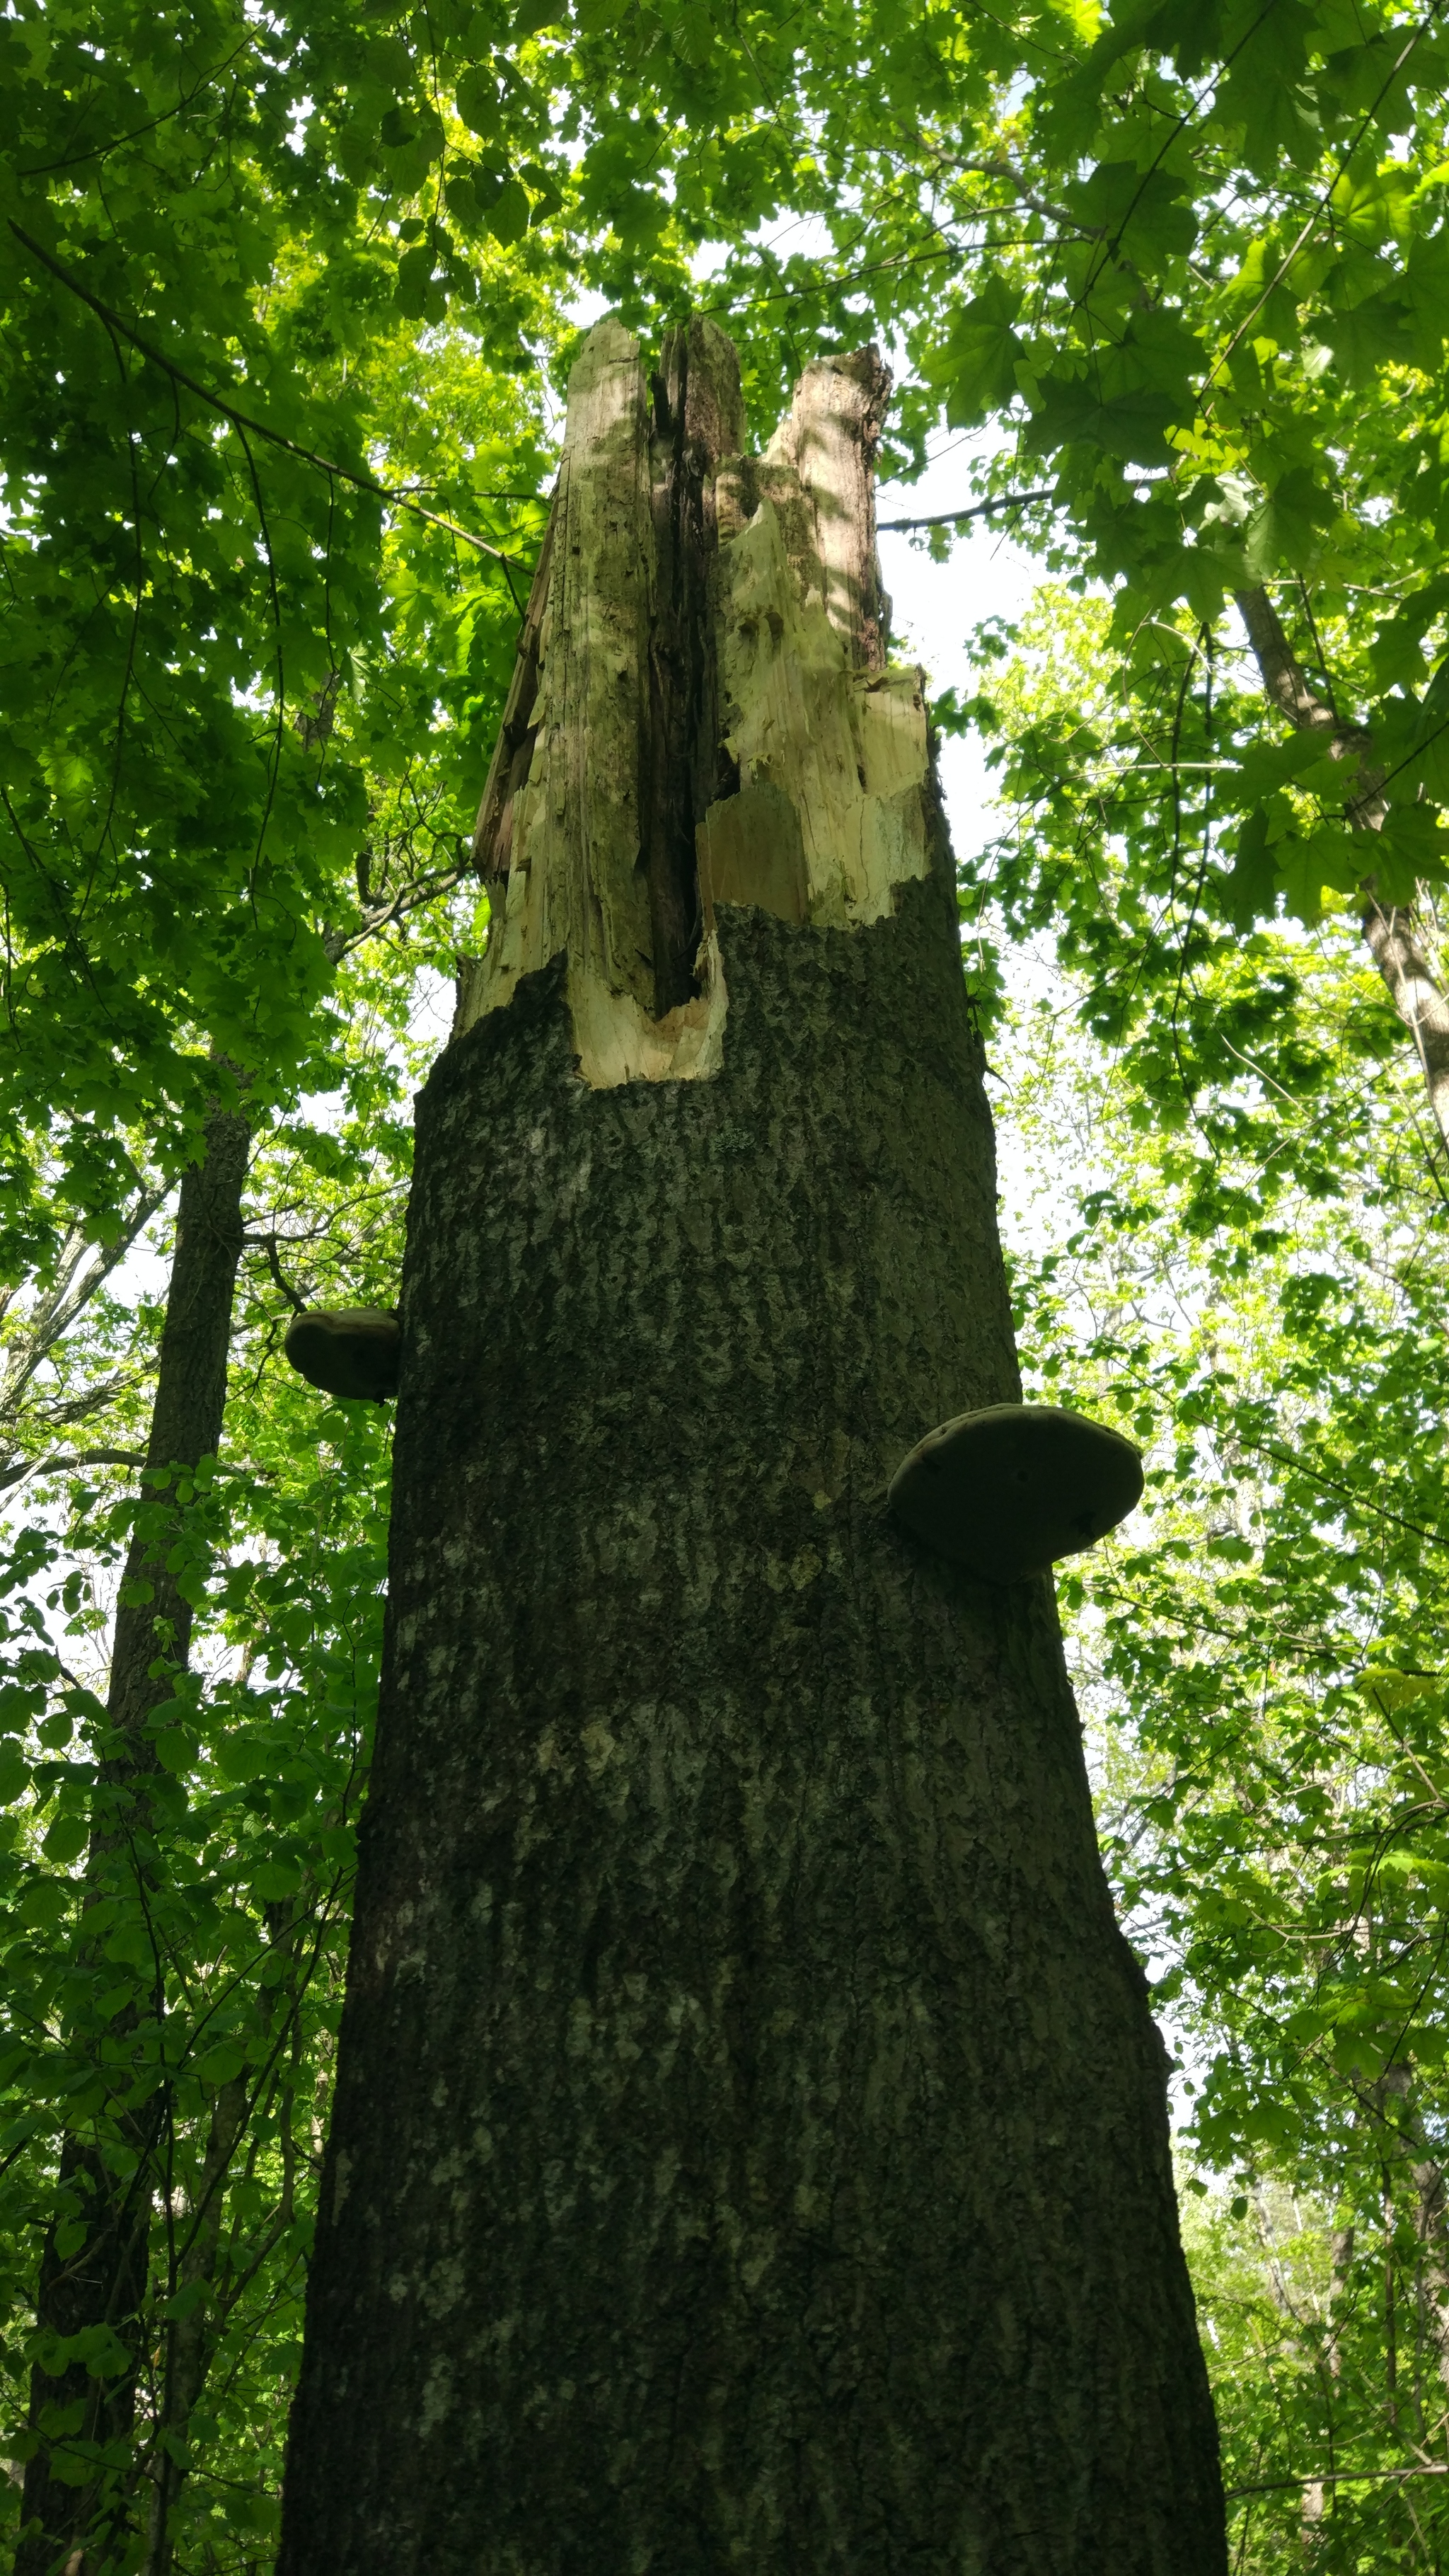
(464, 318), (651, 1013)
(696, 781), (809, 924)
(456, 318), (727, 1086)
(762, 347), (891, 670)
(705, 494), (930, 930)
(456, 321), (925, 1083)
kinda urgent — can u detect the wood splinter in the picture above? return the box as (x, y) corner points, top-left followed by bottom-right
(283, 1308), (400, 1403)
(889, 1402), (1144, 1582)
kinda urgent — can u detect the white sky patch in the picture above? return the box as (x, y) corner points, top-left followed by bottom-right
(876, 432), (1035, 861)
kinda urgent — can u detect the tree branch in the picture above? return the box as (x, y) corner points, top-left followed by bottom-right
(1227, 2463), (1449, 2499)
(952, 159), (1105, 238)
(0, 1445), (146, 1494)
(8, 224), (532, 586)
(877, 488), (1054, 533)
(321, 861), (471, 965)
(245, 1235), (308, 1316)
(1235, 584), (1449, 1150)
(0, 1185), (165, 1431)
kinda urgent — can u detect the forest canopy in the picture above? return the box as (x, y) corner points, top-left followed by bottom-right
(5, 0), (1449, 2565)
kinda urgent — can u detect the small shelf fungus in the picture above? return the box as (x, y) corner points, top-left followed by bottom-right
(283, 1309), (400, 1404)
(888, 1403), (1144, 1583)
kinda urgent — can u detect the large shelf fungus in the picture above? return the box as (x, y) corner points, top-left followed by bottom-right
(889, 1404), (1143, 1584)
(284, 1309), (401, 1404)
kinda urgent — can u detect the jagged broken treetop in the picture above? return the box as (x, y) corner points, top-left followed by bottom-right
(454, 316), (936, 1088)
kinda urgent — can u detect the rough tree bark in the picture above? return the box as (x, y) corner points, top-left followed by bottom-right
(1236, 585), (1449, 1149)
(277, 318), (1225, 2575)
(17, 1098), (250, 2576)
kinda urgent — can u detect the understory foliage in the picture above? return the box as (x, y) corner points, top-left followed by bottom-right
(982, 594), (1449, 2568)
(0, 941), (451, 2565)
(9, 0), (1449, 2564)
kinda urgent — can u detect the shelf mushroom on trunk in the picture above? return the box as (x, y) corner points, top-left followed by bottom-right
(283, 1307), (400, 1403)
(889, 1402), (1144, 1583)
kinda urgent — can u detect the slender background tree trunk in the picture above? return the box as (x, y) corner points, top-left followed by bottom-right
(1236, 585), (1449, 1149)
(18, 1098), (250, 2576)
(138, 2070), (249, 2576)
(278, 320), (1225, 2575)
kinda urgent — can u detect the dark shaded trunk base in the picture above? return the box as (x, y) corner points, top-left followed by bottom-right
(279, 868), (1223, 2573)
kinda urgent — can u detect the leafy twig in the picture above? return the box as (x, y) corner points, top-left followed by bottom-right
(8, 224), (533, 582)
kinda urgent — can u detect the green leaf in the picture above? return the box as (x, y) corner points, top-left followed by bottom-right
(250, 1860), (303, 1902)
(1360, 1669), (1443, 1711)
(1320, 285), (1416, 386)
(395, 245), (437, 319)
(1232, 731), (1341, 801)
(1330, 160), (1416, 249)
(454, 68), (500, 136)
(1219, 810), (1278, 931)
(1369, 580), (1449, 690)
(41, 1812), (90, 1867)
(1027, 371), (1180, 465)
(1065, 161), (1198, 260)
(213, 1735), (273, 1784)
(1272, 824), (1363, 926)
(1241, 470), (1334, 580)
(1402, 229), (1449, 362)
(162, 2282), (209, 2323)
(925, 277), (1024, 430)
(17, 1876), (71, 1927)
(1024, 314), (1199, 466)
(485, 180), (532, 246)
(195, 2040), (247, 2086)
(1375, 798), (1449, 895)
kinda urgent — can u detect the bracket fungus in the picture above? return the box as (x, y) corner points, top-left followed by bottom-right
(888, 1403), (1143, 1584)
(283, 1309), (401, 1404)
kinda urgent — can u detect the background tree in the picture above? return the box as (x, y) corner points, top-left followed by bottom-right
(961, 586), (1449, 2568)
(0, 950), (423, 2572)
(0, 98), (559, 2545)
(15, 1091), (250, 2576)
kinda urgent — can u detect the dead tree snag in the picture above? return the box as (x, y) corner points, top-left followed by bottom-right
(277, 320), (1226, 2576)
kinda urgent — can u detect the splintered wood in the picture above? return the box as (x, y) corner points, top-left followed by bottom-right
(456, 316), (933, 1089)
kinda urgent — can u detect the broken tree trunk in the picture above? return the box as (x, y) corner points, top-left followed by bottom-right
(16, 1096), (250, 2576)
(277, 317), (1225, 2575)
